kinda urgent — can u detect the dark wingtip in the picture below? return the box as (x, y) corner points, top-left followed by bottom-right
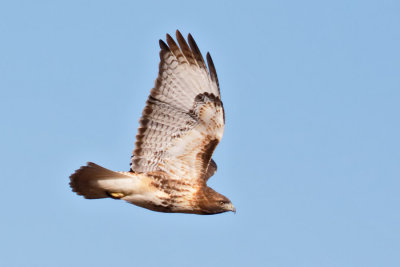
(206, 52), (216, 77)
(159, 39), (169, 50)
(176, 29), (183, 39)
(206, 52), (212, 61)
(166, 33), (173, 40)
(175, 30), (186, 47)
(176, 29), (197, 66)
(188, 33), (207, 69)
(206, 52), (220, 91)
(166, 33), (175, 47)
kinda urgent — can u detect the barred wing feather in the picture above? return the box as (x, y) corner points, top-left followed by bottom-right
(130, 31), (224, 181)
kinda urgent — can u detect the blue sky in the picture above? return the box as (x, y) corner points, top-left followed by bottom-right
(1, 0), (399, 266)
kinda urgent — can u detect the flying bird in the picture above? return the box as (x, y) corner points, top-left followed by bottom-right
(70, 30), (235, 215)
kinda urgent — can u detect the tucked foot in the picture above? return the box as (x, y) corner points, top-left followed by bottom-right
(107, 192), (125, 199)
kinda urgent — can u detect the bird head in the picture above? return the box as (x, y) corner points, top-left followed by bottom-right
(197, 187), (236, 215)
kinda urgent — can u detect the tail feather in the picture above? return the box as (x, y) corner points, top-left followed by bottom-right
(69, 162), (134, 199)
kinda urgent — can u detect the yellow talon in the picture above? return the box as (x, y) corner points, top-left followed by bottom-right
(109, 192), (125, 199)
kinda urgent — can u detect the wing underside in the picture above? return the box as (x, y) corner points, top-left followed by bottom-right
(130, 31), (224, 181)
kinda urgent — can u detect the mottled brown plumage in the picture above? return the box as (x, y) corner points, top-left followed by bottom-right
(69, 31), (234, 215)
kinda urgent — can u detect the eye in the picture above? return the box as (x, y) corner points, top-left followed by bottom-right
(219, 201), (225, 205)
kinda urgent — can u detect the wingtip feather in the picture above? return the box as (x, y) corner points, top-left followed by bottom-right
(159, 39), (169, 51)
(206, 52), (219, 86)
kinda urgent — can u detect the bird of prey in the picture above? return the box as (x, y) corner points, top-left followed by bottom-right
(70, 30), (235, 215)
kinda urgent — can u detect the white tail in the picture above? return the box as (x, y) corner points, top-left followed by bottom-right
(69, 162), (134, 199)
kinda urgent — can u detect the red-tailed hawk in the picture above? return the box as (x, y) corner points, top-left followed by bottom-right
(70, 30), (235, 215)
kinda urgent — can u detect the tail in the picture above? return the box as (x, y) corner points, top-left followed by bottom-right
(69, 162), (134, 199)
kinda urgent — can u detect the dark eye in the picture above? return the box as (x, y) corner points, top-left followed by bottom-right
(219, 201), (225, 205)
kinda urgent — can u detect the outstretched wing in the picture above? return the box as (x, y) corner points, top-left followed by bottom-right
(130, 30), (224, 182)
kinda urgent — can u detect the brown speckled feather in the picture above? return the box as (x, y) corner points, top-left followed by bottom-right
(131, 31), (223, 182)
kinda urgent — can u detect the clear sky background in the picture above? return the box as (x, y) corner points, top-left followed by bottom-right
(1, 1), (399, 266)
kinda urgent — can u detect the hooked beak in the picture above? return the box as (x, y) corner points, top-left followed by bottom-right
(227, 203), (236, 214)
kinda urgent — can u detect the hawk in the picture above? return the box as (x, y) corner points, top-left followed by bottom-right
(70, 30), (235, 215)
